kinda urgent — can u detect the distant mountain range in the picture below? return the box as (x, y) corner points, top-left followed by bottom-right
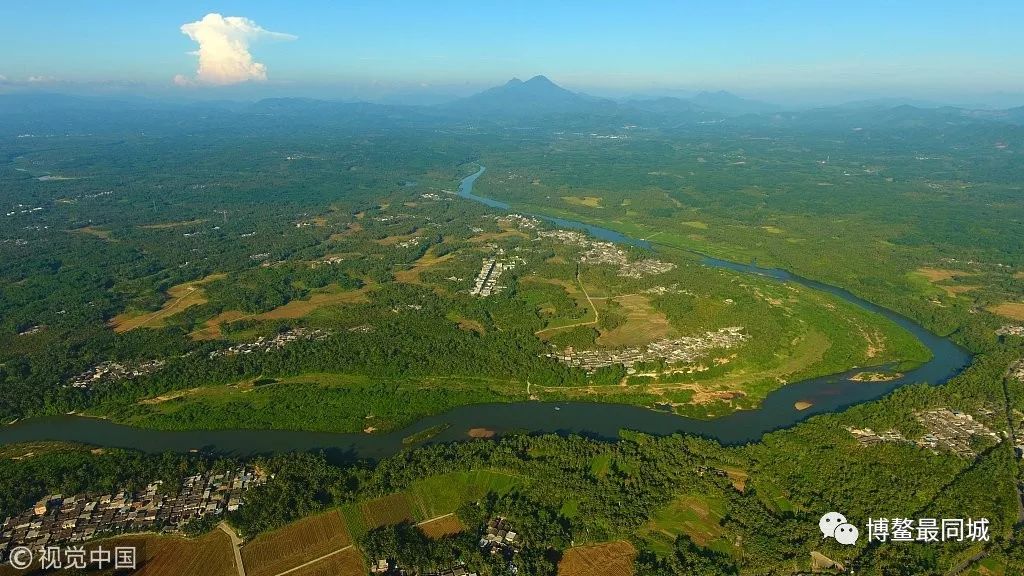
(441, 75), (616, 116)
(2, 77), (1023, 128)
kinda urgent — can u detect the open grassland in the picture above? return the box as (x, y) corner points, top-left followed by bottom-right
(418, 514), (467, 539)
(408, 470), (521, 519)
(988, 302), (1024, 321)
(557, 541), (636, 576)
(191, 283), (371, 340)
(110, 273), (227, 333)
(522, 275), (596, 336)
(139, 219), (207, 229)
(281, 547), (365, 576)
(71, 225), (115, 241)
(394, 247), (455, 284)
(241, 510), (352, 576)
(562, 195), (604, 208)
(640, 494), (728, 555)
(594, 293), (673, 347)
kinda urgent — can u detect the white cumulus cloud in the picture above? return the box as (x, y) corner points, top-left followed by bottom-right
(175, 13), (295, 86)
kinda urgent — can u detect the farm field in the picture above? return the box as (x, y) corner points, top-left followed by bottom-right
(280, 547), (366, 576)
(418, 514), (467, 539)
(240, 509), (352, 576)
(557, 541), (636, 576)
(408, 470), (522, 520)
(639, 493), (729, 555)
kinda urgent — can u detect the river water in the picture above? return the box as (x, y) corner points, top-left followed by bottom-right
(0, 167), (971, 460)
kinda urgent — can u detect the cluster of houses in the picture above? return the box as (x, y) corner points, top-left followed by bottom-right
(548, 327), (748, 372)
(67, 359), (166, 389)
(478, 517), (519, 554)
(208, 328), (331, 359)
(996, 325), (1024, 337)
(847, 408), (1001, 458)
(537, 229), (674, 278)
(0, 468), (265, 555)
(495, 213), (541, 230)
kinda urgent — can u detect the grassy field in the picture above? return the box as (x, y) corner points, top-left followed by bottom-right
(110, 273), (226, 333)
(562, 195), (604, 208)
(639, 493), (729, 554)
(407, 470), (521, 519)
(557, 541), (636, 576)
(191, 283), (371, 340)
(240, 509), (352, 576)
(989, 302), (1024, 321)
(594, 293), (673, 347)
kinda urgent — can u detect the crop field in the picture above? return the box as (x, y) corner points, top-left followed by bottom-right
(241, 509), (352, 576)
(107, 531), (235, 576)
(277, 547), (366, 576)
(418, 514), (467, 539)
(357, 493), (416, 531)
(408, 470), (521, 519)
(557, 541), (636, 576)
(640, 493), (728, 553)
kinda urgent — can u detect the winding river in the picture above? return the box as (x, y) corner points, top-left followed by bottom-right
(0, 167), (971, 460)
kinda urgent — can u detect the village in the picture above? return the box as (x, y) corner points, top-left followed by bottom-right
(548, 327), (748, 372)
(0, 467), (266, 556)
(469, 248), (524, 298)
(68, 359), (166, 389)
(536, 229), (675, 278)
(846, 407), (1004, 458)
(208, 327), (331, 359)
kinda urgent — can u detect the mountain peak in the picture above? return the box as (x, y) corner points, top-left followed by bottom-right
(525, 75), (555, 86)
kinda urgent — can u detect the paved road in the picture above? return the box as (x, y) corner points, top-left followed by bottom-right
(218, 522), (246, 576)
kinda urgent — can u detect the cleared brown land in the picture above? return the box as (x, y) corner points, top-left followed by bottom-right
(989, 302), (1024, 321)
(394, 248), (454, 284)
(140, 219), (208, 229)
(450, 313), (485, 335)
(562, 195), (603, 208)
(110, 273), (226, 333)
(941, 284), (980, 296)
(1015, 271), (1024, 279)
(359, 493), (415, 529)
(916, 267), (967, 282)
(282, 547), (365, 576)
(419, 514), (467, 539)
(721, 466), (748, 491)
(596, 294), (673, 347)
(241, 509), (352, 576)
(191, 283), (370, 340)
(71, 226), (115, 241)
(558, 541), (636, 576)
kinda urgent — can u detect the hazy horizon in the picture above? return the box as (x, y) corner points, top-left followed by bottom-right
(2, 1), (1024, 108)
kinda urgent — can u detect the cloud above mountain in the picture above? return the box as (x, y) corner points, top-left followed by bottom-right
(174, 13), (295, 86)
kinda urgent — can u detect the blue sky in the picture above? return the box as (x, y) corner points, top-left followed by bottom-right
(1, 1), (1022, 104)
